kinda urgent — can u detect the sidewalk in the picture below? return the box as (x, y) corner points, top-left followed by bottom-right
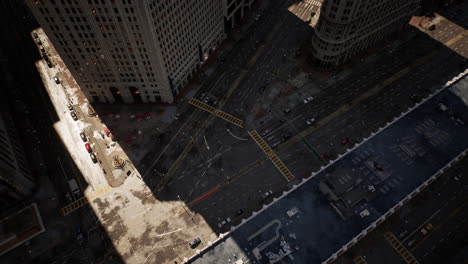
(39, 27), (132, 188)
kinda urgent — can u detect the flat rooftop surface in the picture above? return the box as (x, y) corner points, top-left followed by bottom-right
(190, 74), (468, 264)
(0, 204), (44, 256)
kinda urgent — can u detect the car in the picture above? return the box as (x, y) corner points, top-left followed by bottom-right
(236, 209), (244, 216)
(67, 104), (73, 111)
(174, 113), (181, 120)
(303, 96), (314, 104)
(218, 217), (232, 228)
(189, 237), (201, 248)
(89, 153), (97, 163)
(437, 103), (448, 112)
(70, 111), (78, 121)
(79, 132), (87, 142)
(33, 32), (38, 39)
(36, 39), (42, 45)
(306, 118), (316, 125)
(283, 108), (291, 114)
(203, 96), (210, 103)
(84, 143), (92, 153)
(108, 132), (116, 142)
(263, 190), (273, 199)
(46, 60), (53, 68)
(341, 138), (350, 145)
(53, 76), (60, 84)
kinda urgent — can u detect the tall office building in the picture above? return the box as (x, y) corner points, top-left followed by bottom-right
(311, 0), (419, 68)
(27, 0), (226, 103)
(0, 53), (35, 210)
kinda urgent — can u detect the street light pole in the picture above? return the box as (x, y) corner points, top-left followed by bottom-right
(177, 195), (197, 227)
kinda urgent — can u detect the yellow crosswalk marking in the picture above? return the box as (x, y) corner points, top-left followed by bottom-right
(61, 186), (112, 216)
(384, 232), (419, 264)
(189, 98), (244, 127)
(248, 130), (295, 182)
(353, 256), (367, 264)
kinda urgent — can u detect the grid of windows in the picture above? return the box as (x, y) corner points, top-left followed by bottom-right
(29, 0), (226, 103)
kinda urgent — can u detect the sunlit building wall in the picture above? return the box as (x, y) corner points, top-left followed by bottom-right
(312, 0), (420, 68)
(27, 0), (226, 103)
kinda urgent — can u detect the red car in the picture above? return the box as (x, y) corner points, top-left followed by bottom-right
(341, 138), (350, 145)
(84, 143), (92, 153)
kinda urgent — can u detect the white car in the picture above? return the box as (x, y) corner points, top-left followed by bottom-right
(263, 190), (273, 198)
(303, 96), (314, 104)
(218, 217), (232, 228)
(306, 118), (316, 125)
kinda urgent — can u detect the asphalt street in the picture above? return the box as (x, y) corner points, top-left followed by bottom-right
(155, 5), (468, 231)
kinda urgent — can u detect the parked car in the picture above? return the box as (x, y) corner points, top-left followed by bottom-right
(189, 237), (201, 248)
(84, 143), (92, 153)
(33, 32), (38, 39)
(70, 111), (78, 121)
(306, 118), (316, 125)
(67, 104), (73, 111)
(263, 190), (273, 199)
(341, 138), (350, 145)
(46, 60), (53, 68)
(218, 217), (232, 228)
(79, 132), (87, 142)
(303, 96), (314, 104)
(437, 103), (448, 112)
(174, 113), (181, 120)
(89, 153), (97, 163)
(53, 76), (60, 84)
(36, 39), (42, 45)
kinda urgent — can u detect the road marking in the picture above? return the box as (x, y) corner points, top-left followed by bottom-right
(248, 130), (295, 182)
(189, 185), (222, 206)
(188, 98), (244, 127)
(61, 185), (111, 215)
(277, 50), (439, 153)
(353, 256), (368, 264)
(384, 232), (419, 264)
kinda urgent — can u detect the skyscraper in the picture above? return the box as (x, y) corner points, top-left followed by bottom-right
(27, 0), (226, 103)
(0, 53), (34, 210)
(311, 0), (419, 68)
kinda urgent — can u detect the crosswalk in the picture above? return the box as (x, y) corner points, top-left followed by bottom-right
(248, 130), (295, 182)
(384, 232), (419, 264)
(61, 185), (111, 216)
(353, 256), (368, 264)
(188, 98), (244, 127)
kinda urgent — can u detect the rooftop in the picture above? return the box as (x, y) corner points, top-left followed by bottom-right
(189, 73), (468, 264)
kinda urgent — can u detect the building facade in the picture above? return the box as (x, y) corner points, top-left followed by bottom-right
(27, 0), (226, 103)
(224, 0), (255, 31)
(0, 57), (35, 210)
(311, 0), (419, 68)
